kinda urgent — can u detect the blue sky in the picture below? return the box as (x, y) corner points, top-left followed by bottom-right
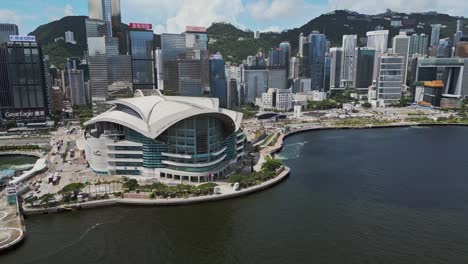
(0, 0), (466, 35)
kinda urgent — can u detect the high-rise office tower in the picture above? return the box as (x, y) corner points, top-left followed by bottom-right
(228, 78), (239, 109)
(392, 32), (410, 55)
(242, 68), (268, 103)
(268, 48), (282, 66)
(289, 57), (300, 79)
(435, 38), (452, 58)
(128, 29), (155, 91)
(341, 35), (357, 88)
(366, 30), (389, 53)
(354, 48), (375, 89)
(85, 19), (108, 38)
(161, 33), (186, 94)
(210, 53), (227, 108)
(0, 39), (49, 120)
(409, 34), (429, 55)
(69, 69), (87, 106)
(160, 27), (209, 95)
(178, 59), (204, 96)
(303, 31), (327, 91)
(279, 42), (291, 67)
(430, 24), (442, 47)
(88, 0), (124, 53)
(367, 30), (389, 82)
(88, 36), (131, 114)
(330, 48), (342, 90)
(155, 48), (164, 90)
(299, 33), (304, 57)
(324, 56), (331, 92)
(0, 24), (19, 44)
(376, 54), (405, 105)
(392, 32), (410, 83)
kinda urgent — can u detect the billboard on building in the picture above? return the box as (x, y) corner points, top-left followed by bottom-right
(9, 35), (36, 42)
(186, 26), (207, 33)
(129, 23), (153, 30)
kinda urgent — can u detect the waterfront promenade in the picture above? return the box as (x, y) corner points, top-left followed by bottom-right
(22, 166), (290, 215)
(0, 198), (25, 252)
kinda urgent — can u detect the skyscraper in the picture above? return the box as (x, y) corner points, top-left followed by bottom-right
(161, 33), (186, 94)
(228, 78), (239, 109)
(376, 54), (405, 105)
(268, 48), (283, 66)
(128, 29), (155, 91)
(210, 53), (227, 108)
(88, 0), (124, 53)
(330, 48), (342, 89)
(155, 48), (164, 90)
(392, 32), (410, 55)
(279, 42), (291, 67)
(430, 24), (442, 47)
(366, 30), (389, 53)
(85, 19), (108, 39)
(0, 24), (19, 44)
(392, 32), (410, 83)
(0, 39), (49, 120)
(367, 30), (389, 82)
(303, 31), (327, 91)
(341, 35), (357, 88)
(354, 48), (375, 89)
(178, 59), (204, 96)
(69, 69), (87, 106)
(87, 36), (132, 114)
(289, 57), (300, 79)
(298, 33), (304, 57)
(409, 34), (429, 55)
(160, 27), (209, 95)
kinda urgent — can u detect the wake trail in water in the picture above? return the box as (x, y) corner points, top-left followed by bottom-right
(276, 141), (309, 160)
(24, 217), (123, 264)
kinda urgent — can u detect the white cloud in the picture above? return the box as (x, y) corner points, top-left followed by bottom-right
(0, 9), (21, 24)
(153, 24), (166, 34)
(247, 0), (303, 21)
(64, 4), (74, 16)
(260, 26), (281, 32)
(122, 0), (244, 33)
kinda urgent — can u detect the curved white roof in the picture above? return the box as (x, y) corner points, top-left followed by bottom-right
(85, 95), (243, 139)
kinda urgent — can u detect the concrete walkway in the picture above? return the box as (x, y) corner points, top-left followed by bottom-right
(23, 166), (290, 215)
(0, 201), (25, 252)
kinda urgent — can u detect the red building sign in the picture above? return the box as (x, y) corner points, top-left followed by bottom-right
(186, 26), (207, 33)
(129, 23), (153, 30)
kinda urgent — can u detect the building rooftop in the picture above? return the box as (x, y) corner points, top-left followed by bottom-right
(85, 95), (243, 139)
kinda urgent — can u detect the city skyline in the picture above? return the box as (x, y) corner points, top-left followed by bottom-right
(1, 0), (468, 36)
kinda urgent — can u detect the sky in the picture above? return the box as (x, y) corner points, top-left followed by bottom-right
(0, 0), (467, 35)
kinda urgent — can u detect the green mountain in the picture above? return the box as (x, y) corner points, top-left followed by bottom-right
(30, 16), (88, 68)
(30, 10), (467, 67)
(208, 10), (466, 63)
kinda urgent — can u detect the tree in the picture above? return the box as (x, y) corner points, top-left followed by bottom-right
(122, 179), (139, 190)
(261, 156), (282, 172)
(362, 102), (372, 108)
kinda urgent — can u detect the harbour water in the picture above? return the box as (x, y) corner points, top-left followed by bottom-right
(0, 155), (38, 172)
(2, 127), (468, 263)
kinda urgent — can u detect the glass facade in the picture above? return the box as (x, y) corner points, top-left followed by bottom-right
(0, 41), (48, 119)
(304, 33), (327, 91)
(129, 30), (155, 91)
(107, 114), (241, 174)
(210, 58), (227, 107)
